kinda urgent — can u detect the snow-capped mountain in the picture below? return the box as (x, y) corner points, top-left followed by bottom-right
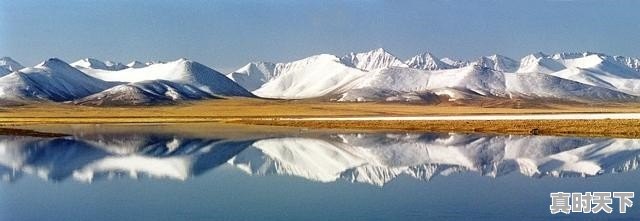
(0, 57), (253, 105)
(4, 132), (640, 186)
(343, 66), (506, 100)
(0, 57), (24, 76)
(440, 57), (469, 68)
(126, 60), (147, 68)
(516, 52), (566, 74)
(3, 48), (640, 105)
(232, 49), (640, 103)
(72, 58), (128, 71)
(76, 58), (254, 97)
(472, 54), (520, 72)
(226, 62), (278, 91)
(340, 48), (408, 71)
(405, 52), (453, 70)
(75, 80), (217, 105)
(253, 54), (368, 99)
(505, 72), (638, 102)
(0, 58), (114, 102)
(517, 53), (640, 96)
(229, 49), (410, 95)
(613, 56), (640, 72)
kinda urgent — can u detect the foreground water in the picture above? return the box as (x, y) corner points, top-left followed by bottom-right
(1, 126), (639, 220)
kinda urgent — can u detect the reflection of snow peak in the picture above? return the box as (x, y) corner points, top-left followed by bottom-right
(230, 138), (369, 182)
(0, 135), (252, 182)
(73, 155), (192, 182)
(1, 133), (640, 186)
(231, 134), (640, 186)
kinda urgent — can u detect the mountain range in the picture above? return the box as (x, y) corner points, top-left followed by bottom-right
(0, 57), (252, 105)
(2, 48), (640, 105)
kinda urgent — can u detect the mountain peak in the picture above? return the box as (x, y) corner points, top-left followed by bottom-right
(474, 54), (519, 72)
(72, 58), (127, 71)
(38, 58), (70, 68)
(0, 56), (24, 72)
(530, 52), (549, 58)
(440, 57), (468, 68)
(551, 52), (603, 60)
(127, 60), (147, 68)
(371, 47), (386, 53)
(405, 52), (453, 70)
(341, 48), (407, 71)
(227, 61), (278, 91)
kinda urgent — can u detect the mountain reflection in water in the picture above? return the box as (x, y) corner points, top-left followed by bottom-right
(1, 132), (639, 186)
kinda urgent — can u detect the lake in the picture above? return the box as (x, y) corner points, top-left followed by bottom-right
(1, 125), (639, 220)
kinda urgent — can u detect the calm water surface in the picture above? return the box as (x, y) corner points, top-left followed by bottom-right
(1, 126), (639, 220)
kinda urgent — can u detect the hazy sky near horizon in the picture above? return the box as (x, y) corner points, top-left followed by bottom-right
(1, 0), (639, 72)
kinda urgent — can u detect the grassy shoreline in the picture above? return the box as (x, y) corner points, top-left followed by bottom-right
(233, 119), (640, 138)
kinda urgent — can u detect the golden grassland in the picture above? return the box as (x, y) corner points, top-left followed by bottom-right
(2, 98), (640, 138)
(1, 98), (639, 119)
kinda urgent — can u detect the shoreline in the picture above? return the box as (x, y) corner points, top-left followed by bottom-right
(3, 116), (640, 139)
(3, 100), (640, 138)
(232, 118), (640, 138)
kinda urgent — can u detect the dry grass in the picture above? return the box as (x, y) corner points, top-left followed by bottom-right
(1, 98), (639, 119)
(2, 98), (640, 138)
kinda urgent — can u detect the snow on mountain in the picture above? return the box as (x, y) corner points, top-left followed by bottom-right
(126, 60), (147, 68)
(240, 49), (640, 102)
(545, 54), (640, 95)
(0, 58), (114, 102)
(72, 58), (128, 71)
(340, 48), (408, 71)
(3, 49), (640, 105)
(248, 52), (508, 101)
(342, 66), (507, 101)
(612, 56), (640, 72)
(405, 52), (453, 70)
(338, 88), (441, 102)
(546, 51), (640, 73)
(0, 57), (24, 75)
(77, 58), (254, 97)
(226, 62), (277, 91)
(516, 52), (566, 74)
(0, 67), (10, 77)
(505, 72), (639, 102)
(75, 80), (217, 105)
(472, 54), (520, 72)
(253, 54), (368, 99)
(248, 51), (640, 102)
(551, 52), (601, 60)
(440, 57), (469, 68)
(229, 48), (408, 94)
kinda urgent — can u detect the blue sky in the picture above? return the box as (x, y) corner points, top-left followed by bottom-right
(1, 0), (639, 73)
